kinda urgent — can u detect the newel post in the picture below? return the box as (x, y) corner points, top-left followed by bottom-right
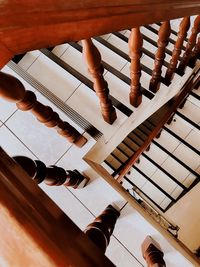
(0, 71), (87, 147)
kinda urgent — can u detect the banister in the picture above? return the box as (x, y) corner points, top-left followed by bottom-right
(0, 1), (200, 59)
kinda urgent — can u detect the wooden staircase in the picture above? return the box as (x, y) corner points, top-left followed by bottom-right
(1, 2), (200, 266)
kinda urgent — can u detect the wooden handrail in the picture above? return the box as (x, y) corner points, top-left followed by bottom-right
(0, 0), (200, 62)
(116, 66), (200, 182)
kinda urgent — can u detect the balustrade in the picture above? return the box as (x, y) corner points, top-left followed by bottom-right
(128, 27), (143, 107)
(178, 15), (200, 74)
(82, 39), (117, 124)
(0, 71), (87, 147)
(13, 155), (89, 188)
(84, 204), (120, 253)
(165, 17), (190, 82)
(149, 21), (171, 92)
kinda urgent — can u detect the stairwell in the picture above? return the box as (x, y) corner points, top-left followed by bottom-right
(1, 17), (200, 266)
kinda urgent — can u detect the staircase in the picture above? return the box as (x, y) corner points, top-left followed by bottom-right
(1, 9), (200, 266)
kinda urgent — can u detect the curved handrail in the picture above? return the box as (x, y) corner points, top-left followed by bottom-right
(0, 0), (200, 58)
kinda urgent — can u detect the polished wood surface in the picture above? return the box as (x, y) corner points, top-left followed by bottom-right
(84, 205), (120, 253)
(129, 27), (143, 107)
(141, 236), (166, 267)
(0, 71), (87, 147)
(82, 39), (117, 124)
(165, 17), (190, 82)
(149, 21), (171, 92)
(0, 1), (200, 56)
(0, 147), (115, 267)
(13, 156), (89, 188)
(178, 15), (200, 74)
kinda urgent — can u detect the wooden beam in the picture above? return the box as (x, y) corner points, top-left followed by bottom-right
(0, 147), (115, 267)
(0, 1), (200, 54)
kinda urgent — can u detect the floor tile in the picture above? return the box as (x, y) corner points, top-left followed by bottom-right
(184, 129), (200, 151)
(165, 114), (193, 139)
(150, 169), (178, 195)
(155, 130), (180, 153)
(39, 183), (94, 231)
(52, 43), (70, 57)
(126, 168), (148, 189)
(60, 45), (92, 80)
(145, 143), (169, 165)
(113, 204), (193, 267)
(5, 109), (72, 165)
(93, 39), (127, 71)
(178, 100), (200, 125)
(0, 125), (36, 159)
(173, 143), (200, 171)
(27, 53), (81, 101)
(66, 83), (127, 140)
(161, 157), (190, 184)
(18, 50), (41, 70)
(140, 181), (166, 205)
(136, 156), (158, 177)
(106, 236), (143, 267)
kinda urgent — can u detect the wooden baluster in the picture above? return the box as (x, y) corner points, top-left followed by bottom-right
(84, 205), (120, 253)
(141, 236), (166, 267)
(188, 36), (200, 67)
(13, 155), (89, 188)
(82, 39), (117, 124)
(129, 27), (143, 107)
(165, 17), (190, 83)
(149, 21), (171, 93)
(177, 15), (200, 75)
(0, 71), (87, 147)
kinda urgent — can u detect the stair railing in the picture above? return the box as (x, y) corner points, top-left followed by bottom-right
(0, 1), (200, 125)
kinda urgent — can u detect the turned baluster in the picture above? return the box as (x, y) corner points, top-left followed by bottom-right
(188, 36), (200, 67)
(82, 39), (117, 124)
(13, 155), (89, 188)
(165, 17), (190, 82)
(178, 15), (200, 75)
(128, 27), (143, 107)
(141, 236), (166, 267)
(149, 21), (171, 93)
(84, 204), (120, 253)
(0, 71), (87, 147)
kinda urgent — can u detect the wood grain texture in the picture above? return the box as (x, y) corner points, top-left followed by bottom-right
(165, 17), (190, 82)
(0, 71), (87, 147)
(149, 21), (171, 92)
(0, 1), (200, 56)
(188, 36), (200, 67)
(0, 147), (115, 267)
(82, 39), (117, 124)
(129, 27), (143, 107)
